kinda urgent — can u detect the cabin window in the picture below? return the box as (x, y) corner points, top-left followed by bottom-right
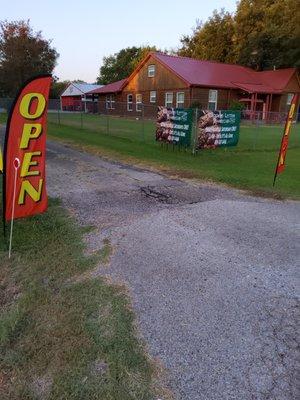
(176, 92), (185, 108)
(127, 94), (133, 111)
(136, 94), (142, 111)
(165, 92), (173, 108)
(148, 64), (155, 77)
(106, 94), (115, 109)
(150, 91), (156, 103)
(208, 90), (218, 111)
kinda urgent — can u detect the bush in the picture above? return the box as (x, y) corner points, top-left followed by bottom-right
(229, 100), (245, 111)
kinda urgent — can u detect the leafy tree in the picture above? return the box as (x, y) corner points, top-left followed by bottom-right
(178, 0), (300, 70)
(49, 79), (70, 99)
(97, 46), (157, 85)
(179, 9), (235, 63)
(234, 0), (300, 69)
(0, 20), (58, 97)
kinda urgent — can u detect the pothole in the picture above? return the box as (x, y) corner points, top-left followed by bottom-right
(140, 186), (173, 203)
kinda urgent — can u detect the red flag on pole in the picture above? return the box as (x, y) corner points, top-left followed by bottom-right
(273, 93), (299, 185)
(3, 75), (52, 222)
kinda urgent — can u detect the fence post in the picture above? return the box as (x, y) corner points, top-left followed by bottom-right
(253, 112), (261, 149)
(80, 110), (83, 129)
(295, 113), (300, 148)
(192, 108), (198, 155)
(106, 105), (109, 134)
(253, 120), (260, 150)
(57, 108), (61, 125)
(142, 103), (145, 142)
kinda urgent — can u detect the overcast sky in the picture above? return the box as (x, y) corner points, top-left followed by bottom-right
(3, 0), (237, 82)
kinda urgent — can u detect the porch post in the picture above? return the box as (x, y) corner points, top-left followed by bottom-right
(265, 94), (269, 121)
(227, 89), (231, 109)
(189, 87), (192, 108)
(270, 94), (273, 122)
(250, 93), (254, 121)
(254, 93), (258, 120)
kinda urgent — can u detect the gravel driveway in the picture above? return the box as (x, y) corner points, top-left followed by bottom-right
(2, 126), (299, 399)
(46, 141), (299, 400)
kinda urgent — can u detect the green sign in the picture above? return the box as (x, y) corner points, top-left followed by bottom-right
(196, 110), (240, 149)
(156, 107), (193, 146)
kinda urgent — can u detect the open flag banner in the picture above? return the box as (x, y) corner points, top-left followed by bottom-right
(273, 93), (299, 184)
(3, 75), (52, 222)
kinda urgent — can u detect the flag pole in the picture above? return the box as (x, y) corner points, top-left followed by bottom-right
(272, 148), (281, 187)
(8, 158), (20, 259)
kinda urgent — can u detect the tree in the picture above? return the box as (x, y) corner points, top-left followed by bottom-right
(178, 0), (300, 70)
(97, 46), (157, 85)
(0, 20), (59, 97)
(178, 9), (235, 63)
(49, 79), (70, 99)
(234, 0), (300, 69)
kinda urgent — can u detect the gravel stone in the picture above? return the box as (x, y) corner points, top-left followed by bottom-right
(1, 128), (299, 400)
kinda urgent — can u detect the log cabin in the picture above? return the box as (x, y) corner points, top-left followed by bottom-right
(88, 52), (300, 120)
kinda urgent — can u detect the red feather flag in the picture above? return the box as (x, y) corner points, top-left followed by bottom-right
(273, 93), (299, 185)
(3, 75), (52, 222)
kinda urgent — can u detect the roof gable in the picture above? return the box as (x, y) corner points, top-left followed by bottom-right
(61, 82), (102, 96)
(122, 52), (190, 88)
(255, 69), (298, 91)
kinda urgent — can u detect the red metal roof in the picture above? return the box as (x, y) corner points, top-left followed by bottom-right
(88, 53), (298, 95)
(255, 68), (296, 91)
(88, 78), (127, 94)
(153, 53), (298, 93)
(231, 82), (282, 94)
(154, 53), (256, 88)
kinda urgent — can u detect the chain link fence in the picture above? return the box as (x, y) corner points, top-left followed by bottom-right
(0, 98), (299, 152)
(240, 109), (299, 125)
(48, 101), (157, 144)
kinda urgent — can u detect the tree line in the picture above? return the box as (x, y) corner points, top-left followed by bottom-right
(0, 0), (299, 97)
(179, 0), (299, 71)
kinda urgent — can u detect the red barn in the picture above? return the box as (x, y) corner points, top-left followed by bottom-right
(60, 82), (102, 112)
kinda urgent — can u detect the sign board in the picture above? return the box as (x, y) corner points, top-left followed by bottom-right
(196, 110), (240, 149)
(156, 107), (193, 146)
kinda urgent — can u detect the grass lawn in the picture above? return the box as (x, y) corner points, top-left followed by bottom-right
(1, 111), (299, 198)
(45, 112), (300, 199)
(0, 189), (163, 399)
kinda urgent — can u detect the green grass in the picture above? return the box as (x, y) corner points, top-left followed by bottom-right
(48, 112), (148, 143)
(45, 113), (300, 199)
(0, 189), (162, 399)
(1, 111), (300, 198)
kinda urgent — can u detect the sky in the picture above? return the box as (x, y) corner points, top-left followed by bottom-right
(3, 0), (237, 82)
